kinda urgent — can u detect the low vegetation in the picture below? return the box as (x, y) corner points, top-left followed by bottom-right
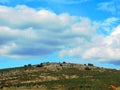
(0, 62), (120, 90)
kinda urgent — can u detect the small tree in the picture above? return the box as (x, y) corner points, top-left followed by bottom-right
(24, 65), (27, 67)
(88, 63), (94, 66)
(36, 63), (43, 67)
(63, 61), (66, 64)
(28, 64), (32, 67)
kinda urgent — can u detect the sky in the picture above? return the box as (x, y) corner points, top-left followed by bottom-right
(0, 0), (120, 69)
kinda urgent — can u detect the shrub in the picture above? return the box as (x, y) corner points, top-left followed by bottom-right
(85, 67), (91, 70)
(28, 64), (32, 67)
(60, 64), (63, 66)
(88, 63), (94, 66)
(36, 63), (43, 67)
(0, 86), (3, 89)
(63, 61), (66, 64)
(24, 65), (27, 67)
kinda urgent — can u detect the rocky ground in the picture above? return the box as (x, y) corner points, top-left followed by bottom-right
(0, 62), (120, 90)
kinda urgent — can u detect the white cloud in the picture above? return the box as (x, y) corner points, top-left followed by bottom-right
(102, 17), (119, 26)
(0, 5), (98, 58)
(97, 0), (120, 16)
(0, 5), (120, 65)
(98, 2), (116, 14)
(97, 17), (119, 34)
(83, 25), (120, 62)
(59, 47), (82, 57)
(59, 24), (120, 64)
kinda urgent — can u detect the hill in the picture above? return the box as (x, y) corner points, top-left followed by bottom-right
(0, 62), (120, 90)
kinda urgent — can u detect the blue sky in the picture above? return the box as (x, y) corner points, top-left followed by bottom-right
(0, 0), (120, 69)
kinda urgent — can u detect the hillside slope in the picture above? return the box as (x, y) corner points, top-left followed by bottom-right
(0, 62), (120, 90)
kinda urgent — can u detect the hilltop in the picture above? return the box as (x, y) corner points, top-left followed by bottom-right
(0, 62), (120, 90)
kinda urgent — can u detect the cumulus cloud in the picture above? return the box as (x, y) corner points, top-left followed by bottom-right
(59, 19), (120, 65)
(83, 25), (120, 62)
(0, 5), (98, 58)
(0, 5), (120, 65)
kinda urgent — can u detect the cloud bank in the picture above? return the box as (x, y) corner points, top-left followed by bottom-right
(0, 5), (120, 65)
